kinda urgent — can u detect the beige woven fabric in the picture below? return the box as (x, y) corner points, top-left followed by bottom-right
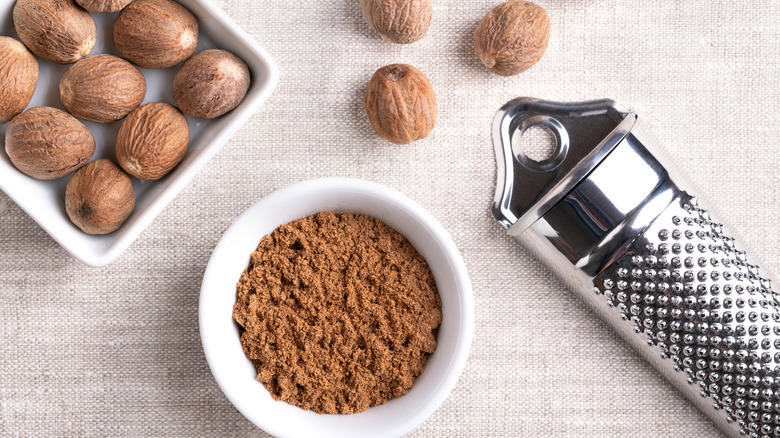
(2, 0), (779, 436)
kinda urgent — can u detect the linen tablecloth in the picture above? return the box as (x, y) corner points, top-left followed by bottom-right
(2, 1), (779, 436)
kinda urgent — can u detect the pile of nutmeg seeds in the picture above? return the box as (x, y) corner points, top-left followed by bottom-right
(0, 0), (251, 234)
(360, 0), (550, 144)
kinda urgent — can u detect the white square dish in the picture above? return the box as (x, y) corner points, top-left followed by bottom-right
(0, 0), (279, 267)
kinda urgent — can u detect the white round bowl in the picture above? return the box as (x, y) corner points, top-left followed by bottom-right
(199, 178), (474, 438)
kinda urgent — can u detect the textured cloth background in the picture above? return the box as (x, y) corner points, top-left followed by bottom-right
(2, 0), (779, 436)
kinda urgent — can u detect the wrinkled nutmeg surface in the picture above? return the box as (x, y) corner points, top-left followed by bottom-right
(360, 0), (432, 44)
(113, 0), (198, 69)
(364, 64), (437, 144)
(116, 102), (190, 181)
(473, 0), (550, 76)
(75, 0), (132, 13)
(65, 159), (135, 235)
(173, 49), (250, 119)
(5, 107), (95, 180)
(0, 37), (38, 125)
(60, 54), (147, 123)
(13, 0), (97, 64)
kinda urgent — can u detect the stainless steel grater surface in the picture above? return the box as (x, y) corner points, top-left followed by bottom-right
(492, 98), (779, 438)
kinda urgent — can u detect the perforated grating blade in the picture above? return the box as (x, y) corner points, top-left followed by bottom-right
(595, 195), (778, 437)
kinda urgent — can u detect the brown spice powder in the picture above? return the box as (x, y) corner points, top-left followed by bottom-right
(233, 211), (442, 414)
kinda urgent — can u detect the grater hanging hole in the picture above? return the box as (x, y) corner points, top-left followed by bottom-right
(520, 125), (556, 161)
(510, 115), (569, 172)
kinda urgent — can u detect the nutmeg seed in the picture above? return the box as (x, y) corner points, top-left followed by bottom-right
(13, 0), (97, 64)
(360, 0), (432, 44)
(173, 49), (250, 119)
(473, 0), (550, 76)
(113, 0), (198, 69)
(364, 64), (437, 145)
(5, 107), (95, 180)
(116, 102), (190, 181)
(60, 54), (147, 123)
(0, 37), (38, 125)
(65, 159), (135, 235)
(75, 0), (133, 13)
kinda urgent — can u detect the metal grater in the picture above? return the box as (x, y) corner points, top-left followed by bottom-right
(491, 98), (779, 438)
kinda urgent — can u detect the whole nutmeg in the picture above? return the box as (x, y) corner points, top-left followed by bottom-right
(116, 102), (190, 181)
(0, 37), (38, 124)
(113, 0), (198, 69)
(173, 49), (250, 119)
(5, 107), (95, 180)
(473, 0), (550, 76)
(75, 0), (132, 12)
(364, 64), (437, 145)
(65, 159), (135, 235)
(360, 0), (432, 44)
(13, 0), (97, 64)
(60, 54), (147, 123)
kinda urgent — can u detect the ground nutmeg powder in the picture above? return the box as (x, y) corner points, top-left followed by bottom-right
(233, 211), (442, 414)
